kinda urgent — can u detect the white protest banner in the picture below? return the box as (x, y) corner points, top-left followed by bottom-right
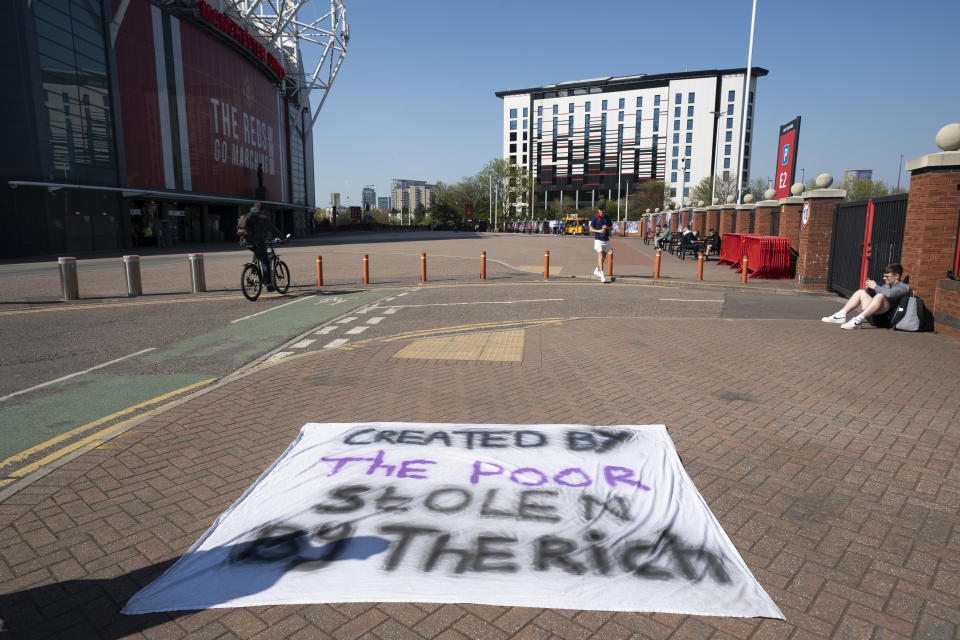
(124, 423), (783, 618)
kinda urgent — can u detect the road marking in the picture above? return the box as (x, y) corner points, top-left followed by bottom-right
(0, 348), (156, 402)
(384, 307), (399, 315)
(659, 298), (723, 302)
(367, 317), (384, 325)
(0, 295), (249, 316)
(0, 378), (217, 487)
(351, 317), (570, 346)
(336, 316), (357, 324)
(291, 339), (316, 348)
(396, 292), (409, 297)
(345, 326), (368, 335)
(384, 298), (563, 309)
(266, 351), (295, 362)
(230, 295), (312, 323)
(324, 339), (349, 349)
(314, 326), (337, 335)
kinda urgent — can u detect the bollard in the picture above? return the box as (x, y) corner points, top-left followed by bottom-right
(481, 251), (487, 280)
(58, 257), (79, 300)
(316, 255), (323, 287)
(188, 253), (206, 292)
(654, 249), (661, 279)
(741, 256), (748, 283)
(123, 255), (142, 297)
(544, 250), (549, 279)
(420, 252), (427, 282)
(697, 253), (704, 281)
(362, 254), (369, 285)
(607, 248), (613, 277)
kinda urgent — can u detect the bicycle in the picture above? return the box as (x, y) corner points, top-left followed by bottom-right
(241, 234), (291, 301)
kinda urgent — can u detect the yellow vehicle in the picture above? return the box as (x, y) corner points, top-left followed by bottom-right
(563, 217), (591, 235)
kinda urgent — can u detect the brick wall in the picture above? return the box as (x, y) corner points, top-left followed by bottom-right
(780, 201), (803, 259)
(899, 168), (960, 304)
(693, 211), (706, 235)
(719, 207), (736, 238)
(735, 209), (755, 234)
(754, 206), (777, 236)
(669, 213), (679, 233)
(796, 197), (842, 289)
(706, 210), (720, 235)
(934, 279), (960, 338)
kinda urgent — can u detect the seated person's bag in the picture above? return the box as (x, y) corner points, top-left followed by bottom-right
(890, 295), (933, 332)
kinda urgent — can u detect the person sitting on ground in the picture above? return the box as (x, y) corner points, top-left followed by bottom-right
(821, 263), (911, 330)
(703, 228), (720, 259)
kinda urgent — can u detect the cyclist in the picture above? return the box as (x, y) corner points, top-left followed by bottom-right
(244, 203), (284, 290)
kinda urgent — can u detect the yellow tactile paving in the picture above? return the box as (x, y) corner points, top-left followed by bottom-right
(393, 329), (524, 362)
(517, 265), (563, 274)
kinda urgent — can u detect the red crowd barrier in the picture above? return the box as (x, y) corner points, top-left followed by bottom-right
(717, 233), (761, 266)
(742, 236), (792, 279)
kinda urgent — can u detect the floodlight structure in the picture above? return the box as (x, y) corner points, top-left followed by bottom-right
(227, 0), (349, 126)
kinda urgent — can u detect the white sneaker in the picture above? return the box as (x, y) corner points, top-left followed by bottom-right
(600, 273), (607, 283)
(840, 319), (862, 330)
(593, 267), (602, 276)
(821, 315), (846, 323)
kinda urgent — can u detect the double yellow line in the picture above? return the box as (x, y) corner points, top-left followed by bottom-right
(0, 377), (217, 491)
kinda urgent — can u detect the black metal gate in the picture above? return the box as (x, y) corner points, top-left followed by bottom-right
(828, 194), (908, 297)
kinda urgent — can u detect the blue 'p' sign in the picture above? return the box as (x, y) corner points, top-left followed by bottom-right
(782, 144), (790, 165)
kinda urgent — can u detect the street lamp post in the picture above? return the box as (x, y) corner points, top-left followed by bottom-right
(735, 0), (759, 204)
(709, 109), (722, 204)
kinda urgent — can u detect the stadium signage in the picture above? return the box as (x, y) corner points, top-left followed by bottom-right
(198, 0), (286, 81)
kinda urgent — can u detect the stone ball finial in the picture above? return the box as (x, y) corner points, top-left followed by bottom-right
(764, 188), (776, 200)
(646, 208), (651, 213)
(790, 183), (804, 196)
(936, 123), (960, 151)
(712, 197), (719, 205)
(744, 194), (755, 203)
(815, 173), (833, 188)
(725, 194), (736, 204)
(697, 200), (704, 207)
(654, 207), (660, 212)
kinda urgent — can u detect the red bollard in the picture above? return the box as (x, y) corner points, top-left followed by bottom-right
(316, 255), (324, 287)
(363, 254), (369, 284)
(741, 256), (748, 283)
(654, 249), (661, 279)
(481, 251), (487, 280)
(420, 252), (427, 282)
(544, 250), (550, 279)
(607, 248), (613, 277)
(697, 253), (703, 281)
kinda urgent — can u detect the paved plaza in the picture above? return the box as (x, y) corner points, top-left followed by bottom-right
(1, 232), (958, 639)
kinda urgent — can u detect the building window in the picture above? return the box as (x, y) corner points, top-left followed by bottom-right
(538, 106), (543, 116)
(671, 172), (677, 182)
(569, 103), (574, 113)
(727, 118), (733, 128)
(743, 158), (749, 169)
(522, 155), (527, 164)
(553, 105), (558, 115)
(747, 118), (752, 129)
(618, 111), (623, 122)
(523, 119), (527, 129)
(523, 107), (528, 117)
(749, 91), (754, 103)
(683, 186), (690, 197)
(670, 187), (677, 196)
(602, 113), (607, 128)
(684, 172), (690, 183)
(602, 99), (607, 110)
(685, 133), (692, 143)
(672, 146), (679, 157)
(522, 143), (527, 152)
(568, 115), (573, 133)
(672, 159), (678, 170)
(727, 103), (734, 115)
(747, 105), (753, 117)
(674, 120), (680, 131)
(510, 108), (517, 118)
(652, 134), (658, 151)
(684, 145), (691, 156)
(585, 114), (590, 135)
(684, 158), (690, 169)
(509, 143), (517, 153)
(618, 98), (624, 109)
(510, 120), (517, 130)
(723, 171), (730, 180)
(688, 92), (695, 103)
(585, 101), (591, 112)
(537, 119), (542, 137)
(673, 133), (680, 144)
(636, 97), (642, 107)
(725, 131), (732, 142)
(653, 108), (659, 131)
(724, 158), (730, 168)
(635, 110), (642, 143)
(686, 119), (693, 130)
(553, 117), (558, 135)
(724, 144), (731, 155)
(674, 106), (681, 118)
(654, 95), (660, 106)
(687, 105), (694, 117)
(728, 90), (735, 101)
(618, 124), (623, 144)
(510, 132), (517, 141)
(675, 92), (681, 104)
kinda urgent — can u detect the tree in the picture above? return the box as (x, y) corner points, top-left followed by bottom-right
(480, 158), (532, 223)
(689, 175), (737, 205)
(630, 179), (666, 213)
(746, 177), (770, 201)
(844, 178), (891, 202)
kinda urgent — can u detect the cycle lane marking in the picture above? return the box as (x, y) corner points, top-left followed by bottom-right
(230, 294), (312, 323)
(0, 348), (156, 402)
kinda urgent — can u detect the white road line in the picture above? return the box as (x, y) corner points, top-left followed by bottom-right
(658, 298), (723, 302)
(385, 297), (396, 302)
(396, 292), (409, 297)
(266, 351), (294, 362)
(383, 307), (399, 315)
(314, 326), (337, 335)
(336, 316), (357, 324)
(324, 339), (349, 349)
(0, 348), (156, 402)
(366, 317), (384, 325)
(291, 339), (316, 348)
(383, 298), (564, 309)
(231, 296), (311, 324)
(345, 326), (368, 335)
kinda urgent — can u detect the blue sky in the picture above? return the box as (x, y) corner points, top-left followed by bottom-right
(308, 0), (959, 207)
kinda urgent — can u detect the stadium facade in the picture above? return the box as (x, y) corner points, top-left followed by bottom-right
(496, 67), (767, 207)
(1, 0), (318, 258)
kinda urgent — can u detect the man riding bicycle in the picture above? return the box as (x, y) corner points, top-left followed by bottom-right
(242, 203), (284, 290)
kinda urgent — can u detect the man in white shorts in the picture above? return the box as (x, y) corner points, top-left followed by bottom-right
(589, 205), (613, 282)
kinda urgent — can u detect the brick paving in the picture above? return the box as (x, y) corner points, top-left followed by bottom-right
(2, 233), (959, 638)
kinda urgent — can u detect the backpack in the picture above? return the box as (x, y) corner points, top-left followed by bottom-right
(237, 213), (253, 237)
(890, 295), (934, 332)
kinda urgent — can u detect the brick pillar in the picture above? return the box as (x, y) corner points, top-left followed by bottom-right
(796, 188), (846, 289)
(735, 205), (755, 233)
(753, 202), (778, 236)
(705, 206), (721, 235)
(693, 209), (706, 235)
(669, 211), (679, 233)
(719, 205), (736, 238)
(779, 197), (804, 253)
(900, 152), (960, 304)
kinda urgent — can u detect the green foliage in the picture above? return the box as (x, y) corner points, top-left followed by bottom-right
(689, 175), (737, 206)
(844, 178), (891, 202)
(630, 180), (666, 213)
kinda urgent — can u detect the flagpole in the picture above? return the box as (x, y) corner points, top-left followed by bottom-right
(736, 0), (758, 204)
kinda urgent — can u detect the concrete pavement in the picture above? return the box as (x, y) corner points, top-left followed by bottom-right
(1, 233), (959, 639)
